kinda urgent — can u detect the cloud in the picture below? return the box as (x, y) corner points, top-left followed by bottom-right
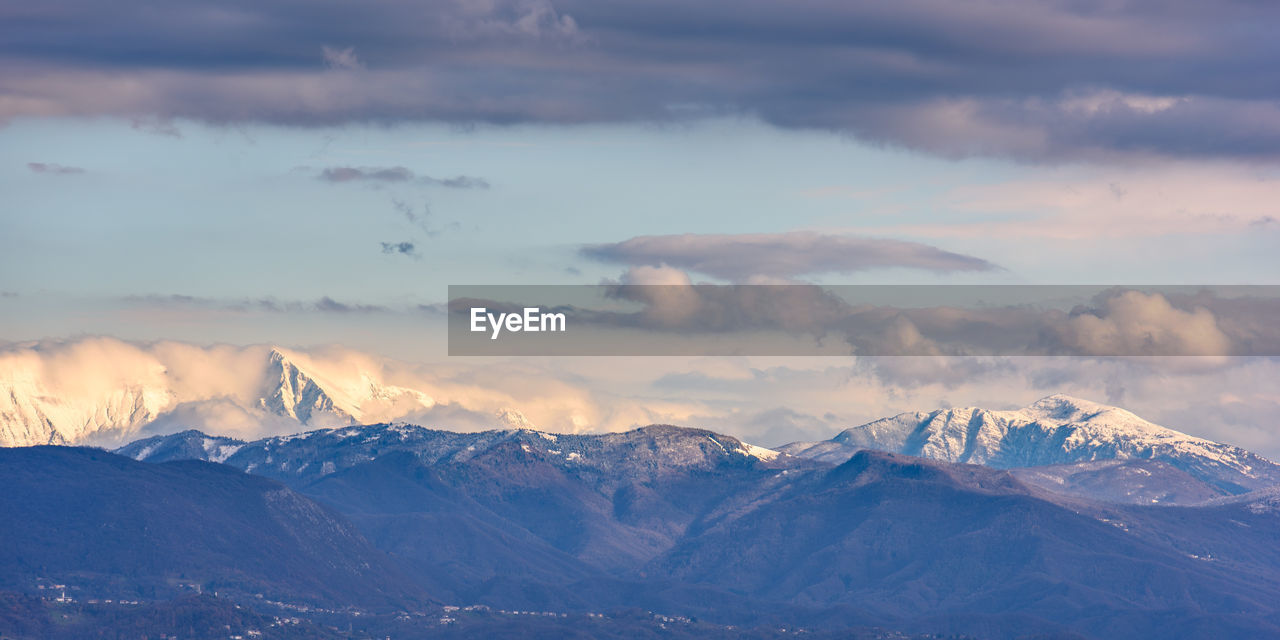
(321, 166), (413, 183)
(1047, 291), (1232, 357)
(390, 198), (462, 238)
(425, 175), (490, 189)
(583, 232), (998, 281)
(129, 117), (181, 138)
(318, 166), (489, 188)
(380, 241), (418, 257)
(4, 0), (1280, 160)
(313, 296), (388, 314)
(121, 294), (390, 314)
(27, 162), (85, 175)
(321, 45), (362, 71)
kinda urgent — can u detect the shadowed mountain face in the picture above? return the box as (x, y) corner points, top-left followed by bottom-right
(1009, 459), (1232, 505)
(649, 451), (1280, 638)
(107, 424), (1280, 639)
(0, 446), (428, 610)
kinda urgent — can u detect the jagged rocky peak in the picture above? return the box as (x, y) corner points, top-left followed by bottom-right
(259, 347), (354, 426)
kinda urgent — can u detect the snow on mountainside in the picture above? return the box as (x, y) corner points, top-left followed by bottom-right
(0, 378), (170, 447)
(779, 394), (1280, 493)
(0, 345), (433, 447)
(118, 423), (792, 486)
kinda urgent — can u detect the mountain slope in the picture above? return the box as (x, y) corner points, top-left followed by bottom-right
(298, 450), (606, 604)
(0, 446), (428, 610)
(119, 425), (827, 613)
(0, 379), (168, 447)
(780, 394), (1280, 494)
(1010, 459), (1232, 505)
(649, 450), (1280, 639)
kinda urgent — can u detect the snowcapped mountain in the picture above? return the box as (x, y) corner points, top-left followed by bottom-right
(118, 423), (791, 486)
(0, 345), (433, 447)
(0, 379), (170, 447)
(260, 348), (354, 425)
(779, 394), (1280, 493)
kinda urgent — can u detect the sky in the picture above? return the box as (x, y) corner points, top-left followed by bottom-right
(3, 0), (1280, 454)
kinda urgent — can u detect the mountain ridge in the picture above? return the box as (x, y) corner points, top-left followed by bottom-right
(119, 422), (792, 487)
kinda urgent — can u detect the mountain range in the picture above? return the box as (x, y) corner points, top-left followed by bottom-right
(115, 394), (1280, 506)
(5, 395), (1280, 637)
(100, 413), (1280, 638)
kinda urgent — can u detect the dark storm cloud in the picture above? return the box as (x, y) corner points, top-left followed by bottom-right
(27, 162), (85, 175)
(583, 232), (998, 280)
(4, 0), (1280, 160)
(318, 166), (489, 188)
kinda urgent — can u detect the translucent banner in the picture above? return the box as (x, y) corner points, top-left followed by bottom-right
(447, 285), (1280, 356)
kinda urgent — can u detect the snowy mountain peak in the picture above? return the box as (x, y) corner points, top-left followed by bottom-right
(784, 394), (1280, 493)
(1025, 393), (1110, 417)
(259, 347), (434, 428)
(1020, 394), (1171, 436)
